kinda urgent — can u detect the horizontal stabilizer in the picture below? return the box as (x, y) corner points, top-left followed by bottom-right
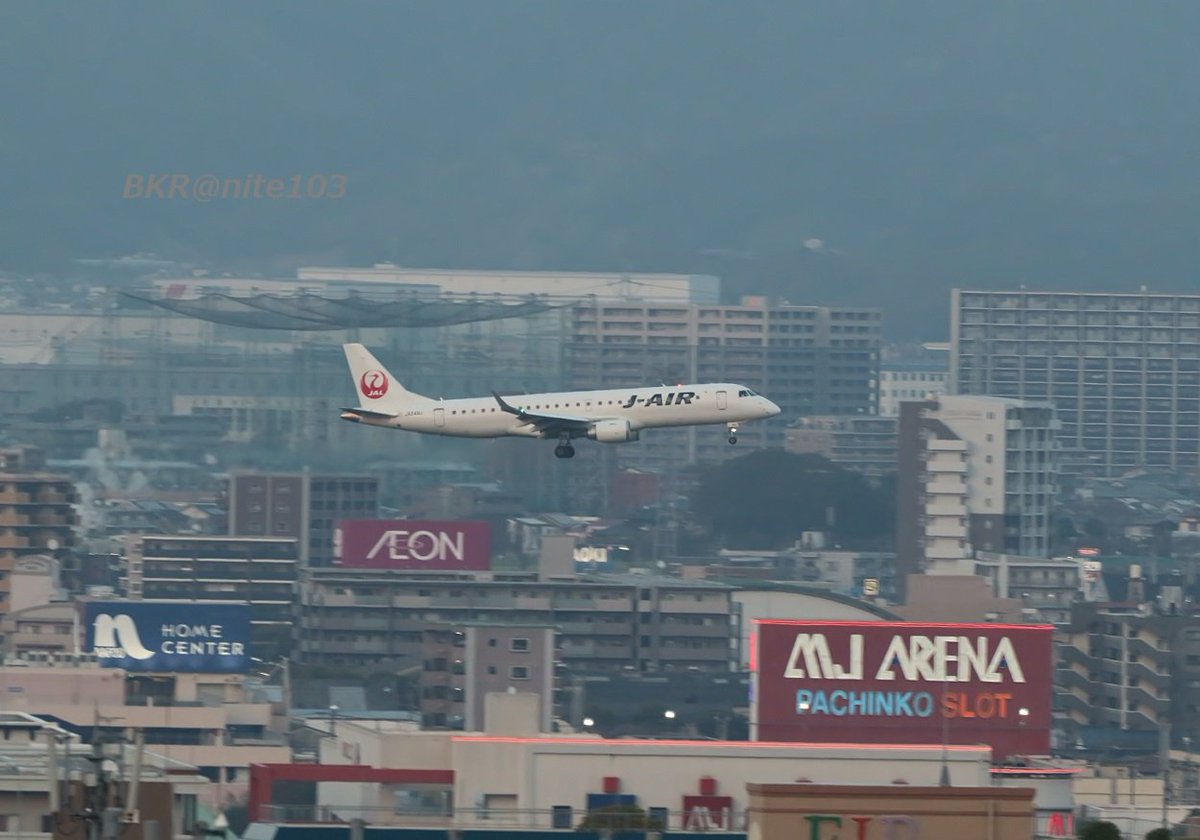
(339, 406), (395, 420)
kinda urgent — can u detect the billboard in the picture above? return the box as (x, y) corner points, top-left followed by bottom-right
(753, 621), (1053, 760)
(335, 519), (491, 570)
(82, 601), (252, 673)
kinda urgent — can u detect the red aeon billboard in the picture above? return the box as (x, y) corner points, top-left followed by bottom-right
(335, 520), (491, 570)
(753, 621), (1053, 760)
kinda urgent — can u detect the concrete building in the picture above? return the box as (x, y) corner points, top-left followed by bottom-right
(974, 552), (1082, 625)
(567, 299), (882, 469)
(0, 711), (212, 840)
(264, 692), (994, 831)
(895, 395), (1058, 597)
(730, 586), (899, 669)
(227, 471), (378, 567)
(784, 415), (898, 477)
(0, 661), (288, 811)
(296, 572), (733, 674)
(1, 601), (76, 659)
(879, 353), (950, 418)
(746, 783), (1035, 840)
(1055, 602), (1200, 753)
(892, 575), (1028, 624)
(419, 624), (556, 732)
(0, 446), (77, 647)
(122, 535), (299, 658)
(951, 289), (1200, 475)
(294, 265), (721, 303)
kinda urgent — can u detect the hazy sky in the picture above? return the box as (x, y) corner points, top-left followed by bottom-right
(3, 1), (1199, 338)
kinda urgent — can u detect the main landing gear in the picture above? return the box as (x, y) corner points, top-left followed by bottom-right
(726, 422), (739, 445)
(554, 434), (576, 459)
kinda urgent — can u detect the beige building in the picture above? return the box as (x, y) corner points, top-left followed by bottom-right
(297, 571), (734, 674)
(745, 783), (1035, 840)
(420, 623), (556, 732)
(1, 601), (76, 659)
(895, 395), (1058, 600)
(0, 662), (288, 811)
(298, 692), (993, 831)
(0, 711), (211, 840)
(0, 447), (77, 645)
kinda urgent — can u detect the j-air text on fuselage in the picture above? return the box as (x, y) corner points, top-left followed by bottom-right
(338, 343), (781, 459)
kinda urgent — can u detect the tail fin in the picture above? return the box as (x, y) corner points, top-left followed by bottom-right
(343, 343), (433, 413)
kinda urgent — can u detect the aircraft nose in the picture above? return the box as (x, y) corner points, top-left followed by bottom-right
(764, 399), (781, 417)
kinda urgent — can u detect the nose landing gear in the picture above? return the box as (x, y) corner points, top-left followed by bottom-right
(726, 422), (739, 445)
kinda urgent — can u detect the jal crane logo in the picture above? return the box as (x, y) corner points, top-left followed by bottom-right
(91, 613), (156, 660)
(359, 369), (389, 400)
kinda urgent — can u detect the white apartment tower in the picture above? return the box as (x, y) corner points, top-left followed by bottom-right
(896, 395), (1058, 599)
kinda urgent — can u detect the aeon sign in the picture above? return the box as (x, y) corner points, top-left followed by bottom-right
(369, 529), (466, 563)
(336, 519), (491, 570)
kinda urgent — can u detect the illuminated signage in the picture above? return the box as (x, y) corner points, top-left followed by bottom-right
(754, 621), (1053, 758)
(336, 520), (491, 570)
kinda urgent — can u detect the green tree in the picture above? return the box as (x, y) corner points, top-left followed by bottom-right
(1078, 820), (1122, 840)
(1144, 828), (1172, 840)
(577, 804), (664, 832)
(690, 450), (893, 550)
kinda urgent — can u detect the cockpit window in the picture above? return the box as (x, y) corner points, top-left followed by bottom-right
(738, 389), (758, 397)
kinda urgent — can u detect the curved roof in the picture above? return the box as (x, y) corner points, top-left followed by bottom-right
(721, 579), (902, 620)
(121, 292), (564, 330)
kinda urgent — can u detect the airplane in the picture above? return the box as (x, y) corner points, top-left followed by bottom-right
(339, 344), (782, 459)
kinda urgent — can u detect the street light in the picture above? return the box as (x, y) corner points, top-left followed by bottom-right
(582, 717), (595, 728)
(664, 710), (676, 721)
(329, 704), (339, 738)
(1018, 707), (1030, 727)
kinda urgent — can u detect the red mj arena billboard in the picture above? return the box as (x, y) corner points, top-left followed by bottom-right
(335, 520), (491, 570)
(753, 621), (1052, 759)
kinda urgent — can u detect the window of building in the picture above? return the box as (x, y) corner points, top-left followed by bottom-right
(510, 638), (530, 652)
(510, 666), (529, 680)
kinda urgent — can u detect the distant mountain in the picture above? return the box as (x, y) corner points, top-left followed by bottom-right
(3, 0), (1200, 338)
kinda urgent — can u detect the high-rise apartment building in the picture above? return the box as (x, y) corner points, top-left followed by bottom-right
(227, 472), (378, 567)
(1057, 601), (1200, 751)
(567, 299), (881, 470)
(951, 289), (1200, 475)
(0, 447), (77, 646)
(895, 396), (1058, 599)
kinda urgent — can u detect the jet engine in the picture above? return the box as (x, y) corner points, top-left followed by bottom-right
(587, 419), (640, 443)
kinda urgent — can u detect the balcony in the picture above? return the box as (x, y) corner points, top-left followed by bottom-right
(1055, 667), (1093, 693)
(1126, 660), (1171, 690)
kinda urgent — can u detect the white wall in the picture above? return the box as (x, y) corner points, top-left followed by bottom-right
(733, 590), (888, 669)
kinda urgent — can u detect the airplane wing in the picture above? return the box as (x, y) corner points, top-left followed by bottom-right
(492, 392), (594, 436)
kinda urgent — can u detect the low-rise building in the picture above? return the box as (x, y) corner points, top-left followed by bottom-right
(297, 571), (733, 674)
(975, 552), (1082, 625)
(419, 623), (555, 732)
(122, 534), (298, 658)
(0, 660), (289, 811)
(785, 415), (898, 478)
(249, 692), (994, 831)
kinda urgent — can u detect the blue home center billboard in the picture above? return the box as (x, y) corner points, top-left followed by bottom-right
(82, 601), (251, 672)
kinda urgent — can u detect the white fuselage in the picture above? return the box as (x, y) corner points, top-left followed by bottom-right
(356, 383), (777, 439)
